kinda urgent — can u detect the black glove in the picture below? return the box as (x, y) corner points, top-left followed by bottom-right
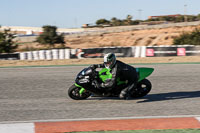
(90, 64), (96, 70)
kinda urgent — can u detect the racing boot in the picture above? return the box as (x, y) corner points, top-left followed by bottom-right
(119, 83), (135, 100)
(119, 88), (129, 99)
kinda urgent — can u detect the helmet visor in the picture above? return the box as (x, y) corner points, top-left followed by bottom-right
(104, 61), (112, 68)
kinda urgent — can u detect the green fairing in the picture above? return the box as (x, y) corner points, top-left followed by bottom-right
(75, 83), (85, 95)
(99, 68), (112, 82)
(136, 67), (154, 82)
(99, 67), (154, 84)
(99, 68), (126, 85)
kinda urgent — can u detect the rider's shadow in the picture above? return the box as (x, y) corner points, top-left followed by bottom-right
(137, 90), (200, 103)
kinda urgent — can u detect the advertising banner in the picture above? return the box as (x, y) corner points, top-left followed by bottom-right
(71, 47), (133, 59)
(177, 48), (186, 56)
(185, 46), (200, 56)
(146, 47), (177, 57)
(146, 49), (154, 56)
(146, 46), (200, 57)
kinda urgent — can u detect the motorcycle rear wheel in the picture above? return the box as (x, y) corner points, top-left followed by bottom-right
(131, 79), (152, 98)
(68, 84), (91, 100)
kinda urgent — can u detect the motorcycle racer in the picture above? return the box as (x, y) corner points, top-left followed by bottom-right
(90, 53), (138, 99)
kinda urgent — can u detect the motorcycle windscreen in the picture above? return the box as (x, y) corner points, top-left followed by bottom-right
(136, 67), (154, 82)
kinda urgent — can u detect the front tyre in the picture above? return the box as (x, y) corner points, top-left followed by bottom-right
(131, 79), (152, 98)
(68, 84), (91, 100)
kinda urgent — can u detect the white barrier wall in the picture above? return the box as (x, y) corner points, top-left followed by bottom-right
(19, 52), (27, 60)
(27, 52), (33, 60)
(39, 50), (45, 60)
(141, 46), (146, 57)
(65, 49), (70, 59)
(59, 49), (65, 59)
(19, 47), (139, 60)
(18, 45), (199, 60)
(45, 50), (52, 60)
(32, 51), (39, 60)
(52, 49), (59, 60)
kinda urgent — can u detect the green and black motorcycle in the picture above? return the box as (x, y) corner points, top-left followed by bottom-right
(68, 66), (154, 100)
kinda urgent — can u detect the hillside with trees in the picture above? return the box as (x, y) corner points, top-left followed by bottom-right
(173, 28), (200, 45)
(93, 14), (200, 27)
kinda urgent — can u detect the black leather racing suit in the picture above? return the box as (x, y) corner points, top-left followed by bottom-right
(92, 60), (138, 97)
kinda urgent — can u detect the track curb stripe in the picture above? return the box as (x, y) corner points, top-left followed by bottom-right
(0, 123), (35, 133)
(0, 117), (200, 133)
(34, 117), (200, 133)
(1, 117), (200, 133)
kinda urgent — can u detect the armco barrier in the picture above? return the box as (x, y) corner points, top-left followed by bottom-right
(1, 45), (200, 60)
(146, 45), (200, 57)
(72, 47), (134, 59)
(17, 47), (139, 60)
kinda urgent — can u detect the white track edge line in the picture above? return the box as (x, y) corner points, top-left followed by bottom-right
(1, 115), (200, 124)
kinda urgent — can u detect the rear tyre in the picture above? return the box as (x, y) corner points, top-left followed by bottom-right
(131, 79), (152, 98)
(68, 84), (91, 100)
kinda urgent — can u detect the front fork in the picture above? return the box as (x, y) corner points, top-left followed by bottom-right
(75, 83), (85, 95)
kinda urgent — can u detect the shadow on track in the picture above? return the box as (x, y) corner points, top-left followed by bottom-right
(81, 91), (200, 101)
(137, 90), (200, 103)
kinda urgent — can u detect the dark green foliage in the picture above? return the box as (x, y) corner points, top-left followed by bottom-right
(110, 17), (122, 26)
(96, 15), (135, 26)
(131, 20), (142, 25)
(0, 29), (18, 53)
(94, 14), (200, 27)
(96, 19), (110, 25)
(36, 25), (65, 47)
(173, 28), (200, 45)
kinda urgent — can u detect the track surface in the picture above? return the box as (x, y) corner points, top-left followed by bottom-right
(0, 64), (200, 122)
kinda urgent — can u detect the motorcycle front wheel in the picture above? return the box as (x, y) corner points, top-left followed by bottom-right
(68, 84), (91, 100)
(131, 79), (152, 98)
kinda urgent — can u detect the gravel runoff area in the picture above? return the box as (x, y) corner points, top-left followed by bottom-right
(0, 56), (200, 67)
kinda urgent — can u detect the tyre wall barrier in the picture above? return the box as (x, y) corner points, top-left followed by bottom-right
(73, 47), (133, 58)
(18, 47), (140, 60)
(19, 49), (71, 60)
(1, 45), (200, 60)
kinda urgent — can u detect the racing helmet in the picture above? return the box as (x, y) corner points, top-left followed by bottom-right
(104, 53), (116, 69)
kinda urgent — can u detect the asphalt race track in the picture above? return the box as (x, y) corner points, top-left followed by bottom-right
(0, 63), (200, 123)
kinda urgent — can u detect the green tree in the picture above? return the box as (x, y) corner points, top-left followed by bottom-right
(197, 14), (200, 21)
(0, 29), (18, 53)
(36, 25), (65, 48)
(187, 15), (197, 22)
(96, 19), (110, 25)
(110, 17), (122, 26)
(175, 16), (185, 22)
(126, 15), (133, 25)
(122, 15), (133, 25)
(173, 28), (200, 45)
(131, 20), (141, 25)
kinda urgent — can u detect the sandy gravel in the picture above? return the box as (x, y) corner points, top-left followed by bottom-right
(0, 56), (200, 67)
(17, 25), (200, 51)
